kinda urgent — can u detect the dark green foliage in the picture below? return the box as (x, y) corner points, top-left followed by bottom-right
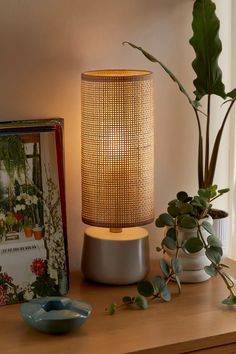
(182, 238), (204, 253)
(152, 276), (171, 302)
(204, 264), (217, 277)
(160, 258), (170, 277)
(162, 236), (176, 250)
(137, 280), (154, 297)
(124, 0), (236, 189)
(0, 135), (27, 180)
(31, 275), (58, 297)
(222, 295), (236, 305)
(190, 0), (226, 100)
(108, 303), (117, 315)
(171, 257), (182, 275)
(134, 296), (149, 309)
(205, 247), (222, 265)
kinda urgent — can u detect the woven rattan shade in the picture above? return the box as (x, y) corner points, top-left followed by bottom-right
(81, 69), (154, 228)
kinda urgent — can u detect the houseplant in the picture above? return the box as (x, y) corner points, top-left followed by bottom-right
(107, 0), (236, 315)
(123, 0), (236, 252)
(107, 186), (236, 315)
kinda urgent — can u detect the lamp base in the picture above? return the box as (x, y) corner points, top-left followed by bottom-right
(81, 227), (150, 285)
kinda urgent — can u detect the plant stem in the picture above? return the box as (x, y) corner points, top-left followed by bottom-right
(205, 95), (211, 184)
(216, 269), (236, 297)
(207, 98), (236, 186)
(198, 222), (236, 297)
(197, 225), (208, 248)
(193, 107), (204, 187)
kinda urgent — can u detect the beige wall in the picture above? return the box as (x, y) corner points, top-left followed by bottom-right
(0, 0), (232, 270)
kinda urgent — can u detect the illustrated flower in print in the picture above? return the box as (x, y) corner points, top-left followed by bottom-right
(14, 212), (24, 222)
(31, 258), (46, 277)
(0, 270), (17, 305)
(0, 294), (9, 305)
(1, 272), (13, 284)
(24, 288), (34, 301)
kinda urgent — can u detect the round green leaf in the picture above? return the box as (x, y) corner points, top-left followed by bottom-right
(108, 303), (117, 315)
(167, 204), (180, 217)
(159, 213), (174, 226)
(179, 203), (193, 215)
(207, 235), (222, 248)
(178, 215), (198, 229)
(162, 236), (176, 250)
(151, 276), (171, 302)
(205, 246), (222, 265)
(137, 280), (154, 297)
(166, 227), (177, 240)
(155, 217), (165, 228)
(182, 237), (203, 253)
(134, 295), (148, 309)
(202, 221), (215, 235)
(122, 296), (132, 304)
(177, 191), (188, 201)
(151, 275), (166, 292)
(160, 258), (170, 277)
(160, 285), (171, 302)
(204, 265), (217, 277)
(198, 188), (212, 199)
(222, 295), (236, 305)
(171, 257), (182, 275)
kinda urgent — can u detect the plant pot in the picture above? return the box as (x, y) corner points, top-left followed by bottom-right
(163, 216), (212, 283)
(24, 226), (33, 238)
(210, 209), (229, 257)
(33, 227), (44, 240)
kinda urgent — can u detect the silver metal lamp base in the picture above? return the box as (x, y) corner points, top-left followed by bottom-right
(81, 227), (150, 285)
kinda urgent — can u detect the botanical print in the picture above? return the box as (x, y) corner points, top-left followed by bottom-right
(0, 121), (68, 305)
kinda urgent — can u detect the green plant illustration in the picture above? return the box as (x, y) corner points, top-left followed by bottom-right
(43, 167), (66, 277)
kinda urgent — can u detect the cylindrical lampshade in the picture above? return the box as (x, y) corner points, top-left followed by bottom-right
(81, 70), (154, 228)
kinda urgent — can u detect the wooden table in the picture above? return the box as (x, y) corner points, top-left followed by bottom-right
(2, 259), (236, 354)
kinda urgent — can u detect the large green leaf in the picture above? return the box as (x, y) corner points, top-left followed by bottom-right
(190, 0), (226, 100)
(123, 41), (199, 109)
(227, 89), (236, 98)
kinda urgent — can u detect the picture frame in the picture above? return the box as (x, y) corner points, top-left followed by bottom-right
(0, 118), (69, 305)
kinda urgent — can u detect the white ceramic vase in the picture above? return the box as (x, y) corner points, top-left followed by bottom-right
(163, 216), (212, 283)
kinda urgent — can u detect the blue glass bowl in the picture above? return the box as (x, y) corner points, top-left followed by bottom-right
(20, 297), (92, 334)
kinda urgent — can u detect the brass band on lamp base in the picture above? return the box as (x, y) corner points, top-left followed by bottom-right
(81, 227), (150, 285)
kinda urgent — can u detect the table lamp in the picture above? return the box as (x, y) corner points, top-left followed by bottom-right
(81, 69), (154, 284)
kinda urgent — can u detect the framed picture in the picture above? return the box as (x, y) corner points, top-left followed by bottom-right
(0, 119), (68, 305)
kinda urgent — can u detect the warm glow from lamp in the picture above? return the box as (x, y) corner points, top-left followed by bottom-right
(81, 69), (154, 284)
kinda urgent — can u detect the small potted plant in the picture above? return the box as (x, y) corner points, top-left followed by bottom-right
(23, 217), (34, 238)
(107, 186), (236, 315)
(33, 224), (44, 240)
(155, 185), (229, 283)
(123, 0), (236, 252)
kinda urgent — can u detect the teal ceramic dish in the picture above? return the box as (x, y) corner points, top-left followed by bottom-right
(20, 297), (92, 334)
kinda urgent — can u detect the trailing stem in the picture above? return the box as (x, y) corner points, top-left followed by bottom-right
(207, 98), (236, 187)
